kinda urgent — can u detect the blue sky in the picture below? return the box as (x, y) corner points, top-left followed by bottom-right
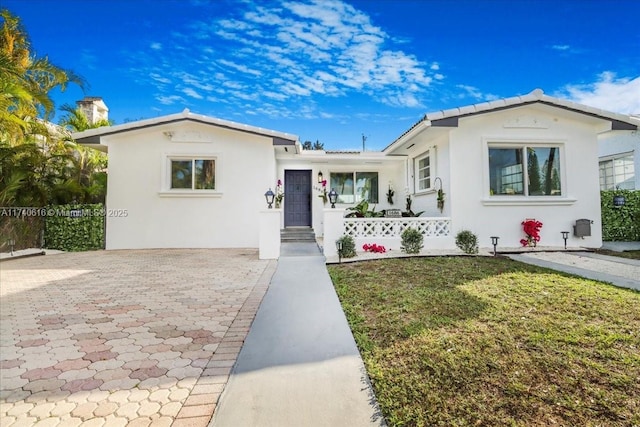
(5, 0), (640, 150)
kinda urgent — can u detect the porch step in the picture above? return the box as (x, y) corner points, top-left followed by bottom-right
(280, 228), (316, 242)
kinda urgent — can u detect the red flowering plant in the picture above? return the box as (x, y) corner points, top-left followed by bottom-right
(315, 179), (328, 204)
(363, 243), (387, 253)
(275, 179), (284, 208)
(520, 219), (543, 247)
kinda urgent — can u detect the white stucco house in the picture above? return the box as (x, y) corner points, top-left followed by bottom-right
(72, 89), (638, 258)
(597, 116), (639, 190)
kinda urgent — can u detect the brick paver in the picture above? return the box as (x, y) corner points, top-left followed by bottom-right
(0, 249), (275, 426)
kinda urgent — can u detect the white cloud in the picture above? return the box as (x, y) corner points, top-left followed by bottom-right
(157, 95), (184, 105)
(558, 72), (640, 114)
(130, 0), (443, 118)
(182, 88), (203, 99)
(552, 44), (570, 51)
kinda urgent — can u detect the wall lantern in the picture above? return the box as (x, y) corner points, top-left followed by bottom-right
(490, 236), (499, 256)
(613, 194), (625, 208)
(317, 171), (324, 183)
(328, 189), (338, 208)
(561, 231), (569, 250)
(264, 188), (275, 209)
(336, 239), (343, 263)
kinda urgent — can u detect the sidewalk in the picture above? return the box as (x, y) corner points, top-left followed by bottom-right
(508, 251), (640, 291)
(210, 243), (385, 427)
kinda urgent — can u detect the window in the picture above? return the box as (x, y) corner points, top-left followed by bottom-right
(330, 172), (378, 204)
(599, 153), (635, 190)
(489, 146), (561, 196)
(415, 152), (431, 191)
(170, 158), (215, 190)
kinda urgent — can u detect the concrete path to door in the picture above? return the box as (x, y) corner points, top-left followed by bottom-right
(0, 249), (274, 427)
(210, 242), (385, 427)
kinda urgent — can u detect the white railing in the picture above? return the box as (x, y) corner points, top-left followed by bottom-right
(344, 217), (451, 238)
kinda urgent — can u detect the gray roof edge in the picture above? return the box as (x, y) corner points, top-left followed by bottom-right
(72, 109), (299, 143)
(424, 89), (638, 126)
(384, 89), (638, 152)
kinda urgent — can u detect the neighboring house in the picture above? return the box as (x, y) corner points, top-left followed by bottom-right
(72, 89), (638, 255)
(597, 116), (639, 190)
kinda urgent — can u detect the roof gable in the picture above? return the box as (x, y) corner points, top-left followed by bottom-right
(72, 109), (298, 146)
(384, 89), (638, 152)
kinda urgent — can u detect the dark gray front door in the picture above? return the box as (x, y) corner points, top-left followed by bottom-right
(284, 170), (311, 227)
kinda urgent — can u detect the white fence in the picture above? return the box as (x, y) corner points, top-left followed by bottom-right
(322, 209), (454, 257)
(343, 217), (451, 239)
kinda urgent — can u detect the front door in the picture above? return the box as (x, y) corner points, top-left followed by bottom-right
(284, 170), (312, 227)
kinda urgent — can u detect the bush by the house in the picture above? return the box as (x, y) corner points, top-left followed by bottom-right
(455, 229), (479, 254)
(601, 190), (640, 241)
(336, 235), (356, 258)
(401, 227), (423, 254)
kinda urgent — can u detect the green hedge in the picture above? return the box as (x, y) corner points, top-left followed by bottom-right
(601, 190), (640, 241)
(44, 204), (105, 251)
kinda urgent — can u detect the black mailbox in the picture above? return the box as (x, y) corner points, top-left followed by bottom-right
(573, 219), (592, 238)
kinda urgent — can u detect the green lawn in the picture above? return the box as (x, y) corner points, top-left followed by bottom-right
(328, 257), (640, 427)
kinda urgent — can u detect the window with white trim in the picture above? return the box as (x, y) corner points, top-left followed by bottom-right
(170, 158), (216, 190)
(599, 153), (635, 190)
(488, 145), (561, 196)
(329, 172), (378, 204)
(414, 151), (432, 192)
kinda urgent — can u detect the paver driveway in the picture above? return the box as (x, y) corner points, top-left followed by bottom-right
(0, 249), (274, 427)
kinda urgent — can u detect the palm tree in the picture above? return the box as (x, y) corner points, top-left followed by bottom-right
(0, 9), (89, 207)
(1, 9), (85, 143)
(58, 104), (110, 203)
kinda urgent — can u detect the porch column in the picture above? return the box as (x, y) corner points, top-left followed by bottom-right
(259, 209), (281, 260)
(323, 208), (346, 258)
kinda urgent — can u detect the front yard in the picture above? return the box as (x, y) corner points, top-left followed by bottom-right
(328, 257), (640, 427)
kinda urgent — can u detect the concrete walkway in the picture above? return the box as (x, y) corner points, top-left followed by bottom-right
(210, 243), (385, 427)
(509, 251), (640, 291)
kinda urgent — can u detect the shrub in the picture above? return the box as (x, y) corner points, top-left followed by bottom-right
(336, 235), (356, 258)
(455, 230), (479, 254)
(401, 227), (423, 254)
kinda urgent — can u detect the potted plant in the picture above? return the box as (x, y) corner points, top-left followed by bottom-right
(275, 179), (284, 208)
(437, 188), (445, 213)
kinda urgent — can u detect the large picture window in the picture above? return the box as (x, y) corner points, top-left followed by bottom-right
(170, 158), (215, 190)
(599, 153), (635, 190)
(330, 172), (378, 204)
(489, 146), (561, 196)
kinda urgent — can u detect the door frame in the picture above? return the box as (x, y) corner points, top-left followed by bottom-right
(284, 169), (312, 228)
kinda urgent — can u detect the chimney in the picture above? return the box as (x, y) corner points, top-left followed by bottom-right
(76, 97), (109, 124)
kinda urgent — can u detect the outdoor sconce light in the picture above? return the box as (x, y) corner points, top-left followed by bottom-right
(264, 188), (275, 209)
(317, 171), (324, 183)
(561, 231), (569, 250)
(490, 236), (499, 256)
(9, 239), (15, 256)
(328, 188), (338, 208)
(613, 194), (625, 208)
(336, 239), (343, 263)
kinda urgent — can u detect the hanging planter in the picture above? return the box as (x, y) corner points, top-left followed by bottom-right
(434, 177), (445, 213)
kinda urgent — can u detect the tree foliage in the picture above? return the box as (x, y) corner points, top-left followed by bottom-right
(0, 9), (107, 209)
(302, 139), (325, 150)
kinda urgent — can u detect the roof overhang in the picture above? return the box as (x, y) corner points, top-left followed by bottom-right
(72, 109), (299, 149)
(384, 89), (638, 153)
